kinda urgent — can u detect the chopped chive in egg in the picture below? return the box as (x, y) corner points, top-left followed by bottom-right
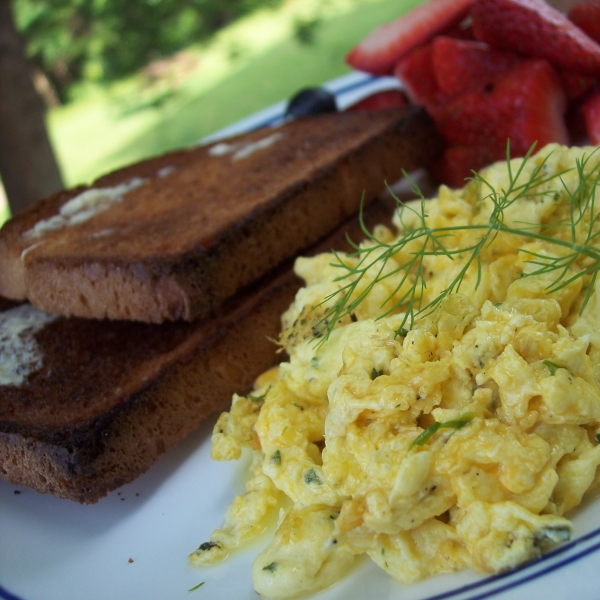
(371, 368), (383, 380)
(410, 413), (474, 449)
(262, 562), (278, 572)
(271, 450), (281, 465)
(543, 360), (572, 376)
(249, 385), (271, 403)
(195, 541), (220, 553)
(304, 468), (322, 485)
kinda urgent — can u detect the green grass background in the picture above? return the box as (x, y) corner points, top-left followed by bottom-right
(1, 0), (423, 224)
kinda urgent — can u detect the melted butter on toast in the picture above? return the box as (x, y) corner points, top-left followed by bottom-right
(0, 304), (57, 386)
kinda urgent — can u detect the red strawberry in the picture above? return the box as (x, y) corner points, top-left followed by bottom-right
(431, 59), (569, 156)
(432, 145), (502, 187)
(432, 37), (523, 98)
(346, 0), (475, 75)
(565, 99), (589, 145)
(394, 43), (447, 107)
(471, 0), (600, 75)
(582, 88), (600, 143)
(568, 1), (600, 44)
(345, 89), (408, 112)
(441, 22), (476, 41)
(558, 68), (600, 100)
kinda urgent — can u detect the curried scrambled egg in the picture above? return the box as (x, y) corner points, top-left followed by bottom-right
(190, 144), (600, 598)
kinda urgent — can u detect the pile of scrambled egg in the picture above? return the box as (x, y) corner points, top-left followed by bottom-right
(190, 144), (600, 598)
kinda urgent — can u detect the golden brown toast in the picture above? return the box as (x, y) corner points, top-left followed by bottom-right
(0, 195), (401, 503)
(0, 108), (440, 322)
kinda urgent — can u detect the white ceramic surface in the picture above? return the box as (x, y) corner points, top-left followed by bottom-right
(3, 73), (600, 600)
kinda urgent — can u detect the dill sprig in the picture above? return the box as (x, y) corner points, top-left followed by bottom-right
(314, 144), (600, 342)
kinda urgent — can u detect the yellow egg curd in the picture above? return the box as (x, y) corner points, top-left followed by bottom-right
(190, 144), (600, 598)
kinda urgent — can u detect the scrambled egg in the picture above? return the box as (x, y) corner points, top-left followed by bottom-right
(190, 144), (600, 598)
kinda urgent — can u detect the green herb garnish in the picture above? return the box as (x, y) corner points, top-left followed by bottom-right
(248, 385), (271, 403)
(371, 368), (383, 380)
(262, 562), (278, 572)
(313, 145), (600, 342)
(410, 413), (474, 449)
(304, 467), (322, 485)
(543, 360), (573, 376)
(196, 541), (220, 552)
(271, 449), (281, 465)
(188, 582), (205, 592)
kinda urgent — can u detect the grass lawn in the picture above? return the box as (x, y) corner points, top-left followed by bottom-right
(46, 0), (422, 189)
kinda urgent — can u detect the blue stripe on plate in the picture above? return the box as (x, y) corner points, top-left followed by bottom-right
(420, 523), (600, 600)
(4, 70), (600, 600)
(200, 71), (400, 144)
(0, 584), (26, 600)
(193, 66), (600, 596)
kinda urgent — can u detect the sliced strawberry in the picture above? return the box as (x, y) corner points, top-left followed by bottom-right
(345, 89), (408, 112)
(432, 37), (523, 98)
(568, 1), (600, 44)
(441, 22), (476, 41)
(431, 59), (569, 156)
(471, 0), (600, 75)
(432, 145), (501, 187)
(565, 99), (589, 145)
(582, 87), (600, 143)
(558, 69), (600, 100)
(394, 43), (447, 107)
(346, 0), (475, 75)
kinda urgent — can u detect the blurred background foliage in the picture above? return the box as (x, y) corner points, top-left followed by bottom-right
(0, 0), (419, 224)
(13, 0), (284, 103)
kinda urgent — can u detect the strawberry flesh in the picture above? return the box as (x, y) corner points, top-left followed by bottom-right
(431, 59), (569, 160)
(582, 88), (600, 143)
(432, 37), (523, 98)
(394, 43), (447, 107)
(346, 0), (475, 75)
(558, 69), (600, 100)
(432, 145), (501, 187)
(471, 0), (600, 75)
(568, 1), (600, 44)
(345, 89), (408, 112)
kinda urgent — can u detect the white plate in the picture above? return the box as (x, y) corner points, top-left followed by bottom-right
(3, 73), (600, 600)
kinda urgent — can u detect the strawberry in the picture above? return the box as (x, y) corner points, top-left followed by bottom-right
(582, 87), (600, 143)
(432, 37), (523, 98)
(345, 89), (408, 112)
(432, 145), (501, 187)
(564, 99), (589, 145)
(471, 0), (600, 75)
(558, 68), (600, 100)
(431, 59), (569, 156)
(440, 22), (476, 41)
(394, 43), (447, 107)
(568, 1), (600, 44)
(346, 0), (475, 75)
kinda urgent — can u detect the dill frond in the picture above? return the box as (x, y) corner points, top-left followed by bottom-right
(313, 145), (600, 343)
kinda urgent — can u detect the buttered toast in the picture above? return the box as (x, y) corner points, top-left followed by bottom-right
(0, 194), (402, 503)
(0, 108), (440, 322)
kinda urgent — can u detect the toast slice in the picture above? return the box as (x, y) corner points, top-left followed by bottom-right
(0, 195), (400, 503)
(0, 107), (440, 323)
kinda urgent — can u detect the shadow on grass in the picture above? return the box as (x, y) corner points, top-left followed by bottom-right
(102, 0), (421, 171)
(115, 87), (180, 117)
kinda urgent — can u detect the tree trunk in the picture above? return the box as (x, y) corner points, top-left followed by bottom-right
(0, 0), (64, 215)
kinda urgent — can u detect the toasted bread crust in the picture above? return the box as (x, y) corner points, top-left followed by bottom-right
(0, 196), (400, 503)
(0, 108), (441, 322)
(0, 268), (298, 503)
